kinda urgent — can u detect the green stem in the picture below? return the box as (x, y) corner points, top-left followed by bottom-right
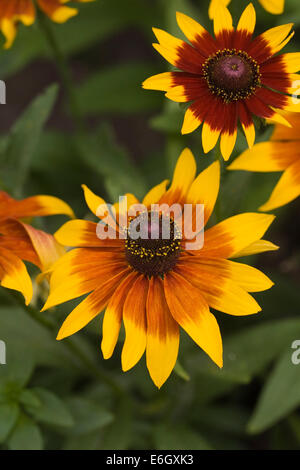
(6, 290), (124, 396)
(37, 10), (85, 135)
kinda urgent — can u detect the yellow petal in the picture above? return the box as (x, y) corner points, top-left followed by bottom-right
(146, 277), (179, 388)
(177, 264), (262, 316)
(260, 24), (294, 55)
(202, 213), (275, 258)
(176, 11), (206, 44)
(228, 142), (295, 172)
(159, 148), (196, 205)
(1, 19), (17, 49)
(101, 271), (138, 360)
(55, 219), (120, 248)
(122, 275), (148, 371)
(142, 72), (174, 91)
(152, 28), (185, 67)
(142, 180), (169, 207)
(81, 185), (107, 217)
(164, 272), (223, 368)
(56, 269), (129, 340)
(37, 0), (78, 23)
(258, 0), (284, 15)
(165, 85), (188, 102)
(0, 248), (32, 305)
(259, 161), (300, 211)
(281, 52), (300, 73)
(220, 130), (237, 161)
(268, 109), (292, 128)
(186, 160), (220, 226)
(232, 239), (279, 258)
(242, 122), (256, 149)
(202, 123), (221, 154)
(237, 3), (256, 35)
(213, 2), (233, 37)
(209, 0), (231, 20)
(181, 107), (202, 135)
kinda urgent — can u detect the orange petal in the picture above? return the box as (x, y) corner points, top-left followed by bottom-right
(101, 271), (139, 360)
(201, 213), (275, 258)
(42, 248), (127, 310)
(56, 268), (131, 340)
(121, 275), (148, 371)
(0, 247), (32, 305)
(0, 191), (74, 219)
(164, 272), (223, 368)
(55, 219), (122, 248)
(146, 277), (179, 388)
(37, 0), (77, 23)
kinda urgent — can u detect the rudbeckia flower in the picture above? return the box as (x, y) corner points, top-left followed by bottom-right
(142, 3), (300, 161)
(0, 0), (95, 49)
(0, 191), (74, 304)
(209, 0), (284, 17)
(43, 148), (277, 388)
(228, 112), (300, 211)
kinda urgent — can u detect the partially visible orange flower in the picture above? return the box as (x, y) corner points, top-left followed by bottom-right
(42, 148), (277, 388)
(209, 0), (285, 17)
(0, 0), (95, 48)
(228, 112), (300, 211)
(0, 191), (74, 304)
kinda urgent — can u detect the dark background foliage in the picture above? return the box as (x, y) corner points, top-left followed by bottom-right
(0, 0), (300, 450)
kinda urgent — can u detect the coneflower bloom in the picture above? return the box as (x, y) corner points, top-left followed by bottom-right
(43, 148), (277, 388)
(209, 0), (284, 17)
(228, 112), (300, 211)
(0, 0), (95, 49)
(142, 3), (300, 160)
(0, 191), (73, 304)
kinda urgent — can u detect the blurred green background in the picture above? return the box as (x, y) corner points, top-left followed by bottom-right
(1, 0), (300, 450)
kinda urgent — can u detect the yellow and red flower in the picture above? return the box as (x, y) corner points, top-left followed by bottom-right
(142, 3), (300, 160)
(228, 112), (300, 211)
(0, 191), (73, 304)
(43, 148), (277, 388)
(209, 0), (285, 17)
(0, 0), (95, 49)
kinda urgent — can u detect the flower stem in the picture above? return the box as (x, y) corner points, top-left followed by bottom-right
(37, 10), (85, 135)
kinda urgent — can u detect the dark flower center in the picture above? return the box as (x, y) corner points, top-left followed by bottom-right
(203, 49), (261, 103)
(125, 211), (181, 277)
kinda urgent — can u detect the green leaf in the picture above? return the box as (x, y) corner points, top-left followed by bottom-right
(26, 388), (74, 428)
(7, 413), (43, 450)
(101, 398), (132, 450)
(150, 105), (183, 134)
(248, 348), (300, 434)
(187, 318), (300, 384)
(0, 306), (95, 373)
(19, 390), (41, 409)
(0, 84), (58, 196)
(0, 403), (19, 443)
(0, 346), (34, 389)
(76, 123), (147, 201)
(66, 397), (114, 436)
(77, 63), (162, 115)
(173, 361), (190, 382)
(154, 423), (212, 450)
